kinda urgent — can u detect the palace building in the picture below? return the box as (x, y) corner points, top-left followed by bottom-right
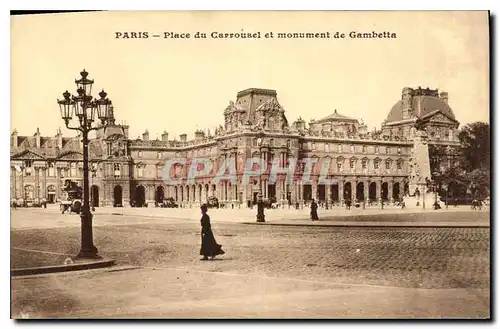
(10, 86), (461, 207)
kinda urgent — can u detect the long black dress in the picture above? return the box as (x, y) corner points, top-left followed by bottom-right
(310, 201), (319, 220)
(200, 214), (225, 258)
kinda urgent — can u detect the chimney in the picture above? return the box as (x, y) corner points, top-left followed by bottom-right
(142, 130), (149, 141)
(11, 129), (18, 148)
(34, 127), (41, 148)
(122, 125), (129, 138)
(56, 128), (63, 148)
(180, 133), (187, 143)
(194, 129), (205, 141)
(161, 130), (169, 142)
(439, 92), (448, 104)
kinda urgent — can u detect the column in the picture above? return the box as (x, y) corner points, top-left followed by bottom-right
(388, 180), (394, 203)
(326, 184), (331, 207)
(364, 180), (369, 203)
(312, 181), (318, 201)
(56, 167), (61, 201)
(11, 167), (16, 200)
(276, 178), (282, 201)
(351, 181), (356, 202)
(376, 180), (382, 203)
(339, 181), (344, 205)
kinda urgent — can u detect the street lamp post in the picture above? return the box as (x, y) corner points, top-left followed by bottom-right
(57, 70), (112, 259)
(442, 183), (448, 209)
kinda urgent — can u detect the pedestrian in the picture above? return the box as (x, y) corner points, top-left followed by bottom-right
(199, 204), (225, 261)
(310, 199), (319, 221)
(401, 198), (406, 209)
(12, 201), (17, 210)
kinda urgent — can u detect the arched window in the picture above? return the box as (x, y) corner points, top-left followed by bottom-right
(114, 163), (121, 178)
(48, 163), (55, 177)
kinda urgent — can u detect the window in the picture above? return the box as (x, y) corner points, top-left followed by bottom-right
(70, 162), (77, 177)
(138, 151), (143, 158)
(386, 147), (391, 154)
(397, 147), (401, 155)
(349, 159), (355, 169)
(385, 160), (391, 169)
(48, 163), (55, 177)
(374, 160), (379, 169)
(337, 162), (342, 171)
(338, 144), (343, 152)
(270, 139), (275, 147)
(362, 145), (366, 153)
(312, 142), (316, 150)
(157, 152), (162, 159)
(324, 143), (329, 153)
(253, 138), (258, 147)
(397, 160), (402, 170)
(286, 140), (291, 148)
(362, 159), (367, 169)
(375, 146), (379, 154)
(137, 166), (144, 178)
(350, 145), (355, 153)
(114, 163), (121, 178)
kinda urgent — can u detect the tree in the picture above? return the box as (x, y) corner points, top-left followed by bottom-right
(458, 122), (490, 171)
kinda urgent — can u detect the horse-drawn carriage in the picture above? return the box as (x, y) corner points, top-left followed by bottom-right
(60, 199), (82, 214)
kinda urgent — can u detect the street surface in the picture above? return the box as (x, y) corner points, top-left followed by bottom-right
(11, 208), (490, 319)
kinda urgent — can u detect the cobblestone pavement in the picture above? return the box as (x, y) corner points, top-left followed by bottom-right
(11, 212), (490, 290)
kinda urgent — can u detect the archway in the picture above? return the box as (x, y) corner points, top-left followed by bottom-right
(91, 185), (99, 207)
(155, 186), (165, 204)
(174, 186), (178, 201)
(404, 182), (409, 196)
(303, 185), (312, 201)
(113, 185), (122, 207)
(133, 185), (146, 207)
(381, 182), (389, 200)
(344, 182), (352, 201)
(356, 182), (364, 201)
(331, 184), (339, 202)
(318, 184), (326, 202)
(47, 185), (56, 203)
(393, 182), (400, 200)
(369, 182), (377, 200)
(186, 185), (190, 202)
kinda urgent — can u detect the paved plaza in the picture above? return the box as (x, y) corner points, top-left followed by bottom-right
(11, 207), (490, 319)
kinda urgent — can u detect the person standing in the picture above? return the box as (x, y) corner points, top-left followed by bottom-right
(310, 199), (319, 221)
(200, 204), (225, 260)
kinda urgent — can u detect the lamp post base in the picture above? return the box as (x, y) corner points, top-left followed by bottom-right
(77, 245), (100, 259)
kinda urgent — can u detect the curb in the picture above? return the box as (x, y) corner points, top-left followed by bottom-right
(242, 222), (490, 229)
(11, 258), (116, 277)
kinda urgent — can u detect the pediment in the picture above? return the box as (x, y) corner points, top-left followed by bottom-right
(421, 110), (457, 124)
(11, 149), (45, 160)
(57, 151), (83, 160)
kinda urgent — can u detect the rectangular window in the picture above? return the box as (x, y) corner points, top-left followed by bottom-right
(397, 161), (402, 170)
(324, 144), (329, 153)
(337, 162), (342, 171)
(362, 159), (367, 169)
(374, 160), (379, 170)
(375, 146), (379, 154)
(397, 147), (401, 155)
(138, 151), (143, 158)
(349, 159), (355, 169)
(157, 152), (162, 159)
(385, 161), (390, 169)
(386, 147), (391, 154)
(350, 145), (355, 153)
(362, 146), (366, 153)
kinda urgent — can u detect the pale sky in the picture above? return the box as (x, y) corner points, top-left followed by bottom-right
(11, 11), (489, 140)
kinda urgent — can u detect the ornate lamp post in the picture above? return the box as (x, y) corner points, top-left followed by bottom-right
(256, 137), (265, 222)
(57, 69), (112, 259)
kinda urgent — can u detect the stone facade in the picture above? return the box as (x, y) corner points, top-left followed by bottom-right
(10, 87), (461, 207)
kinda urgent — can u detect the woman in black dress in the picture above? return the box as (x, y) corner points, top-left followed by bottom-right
(310, 199), (319, 221)
(200, 204), (225, 260)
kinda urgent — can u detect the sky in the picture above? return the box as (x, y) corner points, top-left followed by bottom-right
(11, 11), (489, 140)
